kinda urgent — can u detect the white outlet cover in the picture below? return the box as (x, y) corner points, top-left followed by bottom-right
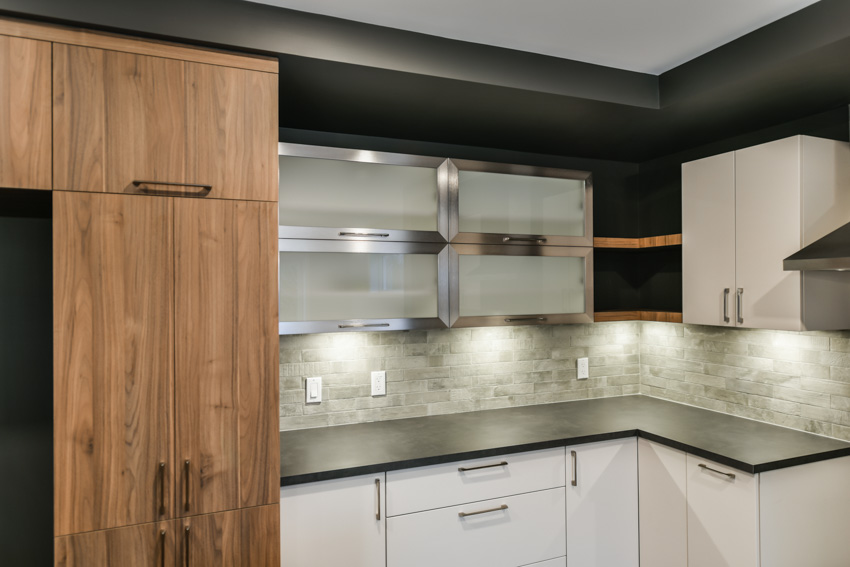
(306, 376), (322, 403)
(577, 358), (589, 380)
(371, 370), (386, 396)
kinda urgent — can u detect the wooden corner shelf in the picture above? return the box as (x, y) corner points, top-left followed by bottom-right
(594, 234), (682, 249)
(594, 310), (683, 323)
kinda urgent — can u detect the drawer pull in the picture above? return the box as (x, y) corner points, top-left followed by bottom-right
(571, 450), (577, 486)
(375, 478), (381, 521)
(699, 463), (736, 480)
(504, 317), (547, 323)
(160, 529), (167, 567)
(338, 323), (391, 329)
(458, 461), (508, 472)
(158, 462), (166, 515)
(458, 504), (508, 518)
(502, 236), (547, 243)
(132, 180), (212, 197)
(339, 232), (390, 238)
(183, 459), (191, 512)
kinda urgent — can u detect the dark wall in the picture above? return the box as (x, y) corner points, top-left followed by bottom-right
(0, 190), (53, 567)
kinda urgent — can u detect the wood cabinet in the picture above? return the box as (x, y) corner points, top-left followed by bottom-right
(0, 34), (51, 190)
(53, 45), (277, 201)
(566, 438), (639, 567)
(55, 520), (175, 567)
(683, 135), (850, 331)
(281, 474), (386, 567)
(54, 191), (175, 536)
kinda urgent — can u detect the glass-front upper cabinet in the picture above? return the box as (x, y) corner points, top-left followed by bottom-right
(279, 143), (449, 243)
(449, 159), (592, 247)
(450, 244), (593, 327)
(279, 240), (449, 334)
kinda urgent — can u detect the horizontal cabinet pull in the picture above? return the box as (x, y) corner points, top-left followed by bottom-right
(505, 317), (547, 323)
(502, 236), (547, 243)
(338, 323), (391, 329)
(339, 232), (390, 238)
(132, 180), (212, 196)
(698, 463), (736, 480)
(458, 504), (508, 518)
(458, 461), (508, 472)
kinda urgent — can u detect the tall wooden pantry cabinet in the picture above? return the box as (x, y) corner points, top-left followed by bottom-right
(0, 15), (280, 565)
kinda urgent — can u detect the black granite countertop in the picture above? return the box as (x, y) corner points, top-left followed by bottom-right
(279, 395), (850, 486)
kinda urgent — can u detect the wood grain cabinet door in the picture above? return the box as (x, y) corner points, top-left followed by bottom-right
(53, 43), (276, 201)
(174, 199), (279, 518)
(53, 191), (174, 535)
(0, 34), (51, 189)
(54, 520), (176, 567)
(179, 505), (280, 567)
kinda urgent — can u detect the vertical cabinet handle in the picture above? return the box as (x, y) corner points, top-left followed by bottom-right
(183, 460), (191, 512)
(158, 462), (166, 515)
(723, 288), (730, 323)
(375, 478), (381, 521)
(737, 288), (744, 324)
(184, 525), (191, 567)
(160, 529), (167, 567)
(570, 450), (577, 486)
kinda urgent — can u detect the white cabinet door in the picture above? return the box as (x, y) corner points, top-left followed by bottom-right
(281, 474), (385, 567)
(387, 487), (566, 567)
(566, 438), (639, 567)
(735, 137), (802, 331)
(682, 151), (737, 327)
(687, 454), (758, 567)
(638, 439), (687, 567)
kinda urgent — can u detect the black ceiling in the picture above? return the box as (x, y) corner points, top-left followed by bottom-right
(3, 0), (850, 162)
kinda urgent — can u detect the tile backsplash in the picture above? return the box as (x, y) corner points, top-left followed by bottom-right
(280, 321), (850, 443)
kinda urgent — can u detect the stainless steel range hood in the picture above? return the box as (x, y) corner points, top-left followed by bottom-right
(784, 221), (850, 271)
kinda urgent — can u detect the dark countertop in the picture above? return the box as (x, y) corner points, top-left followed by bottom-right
(279, 395), (850, 486)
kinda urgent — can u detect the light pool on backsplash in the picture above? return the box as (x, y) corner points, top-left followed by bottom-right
(279, 321), (850, 443)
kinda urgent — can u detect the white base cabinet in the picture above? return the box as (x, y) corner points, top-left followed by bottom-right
(280, 473), (385, 567)
(637, 438), (687, 567)
(567, 437), (639, 567)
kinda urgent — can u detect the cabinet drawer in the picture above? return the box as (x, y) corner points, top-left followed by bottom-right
(386, 447), (565, 516)
(387, 487), (566, 567)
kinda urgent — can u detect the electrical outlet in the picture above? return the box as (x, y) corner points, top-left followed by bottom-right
(305, 376), (322, 404)
(577, 358), (589, 380)
(371, 370), (386, 396)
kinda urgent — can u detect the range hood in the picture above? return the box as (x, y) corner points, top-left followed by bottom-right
(784, 221), (850, 271)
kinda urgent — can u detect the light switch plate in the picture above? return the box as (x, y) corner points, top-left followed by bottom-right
(306, 376), (322, 404)
(577, 358), (589, 380)
(371, 371), (386, 396)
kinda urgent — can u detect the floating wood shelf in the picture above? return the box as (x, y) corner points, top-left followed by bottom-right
(594, 311), (683, 323)
(594, 234), (682, 249)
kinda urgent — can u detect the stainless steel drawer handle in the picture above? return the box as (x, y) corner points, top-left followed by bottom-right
(723, 288), (730, 323)
(132, 180), (212, 196)
(737, 288), (744, 324)
(458, 504), (508, 518)
(339, 232), (390, 238)
(699, 463), (736, 480)
(458, 461), (508, 472)
(338, 323), (391, 329)
(375, 478), (381, 521)
(571, 450), (577, 486)
(502, 236), (547, 243)
(504, 317), (547, 323)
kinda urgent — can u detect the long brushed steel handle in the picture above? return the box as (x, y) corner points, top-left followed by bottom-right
(132, 180), (212, 197)
(375, 478), (381, 521)
(723, 288), (730, 323)
(339, 232), (390, 238)
(338, 323), (391, 329)
(458, 461), (508, 472)
(699, 463), (736, 480)
(458, 504), (508, 518)
(183, 460), (191, 512)
(504, 317), (547, 323)
(158, 462), (166, 515)
(502, 236), (547, 243)
(737, 288), (744, 324)
(571, 450), (577, 486)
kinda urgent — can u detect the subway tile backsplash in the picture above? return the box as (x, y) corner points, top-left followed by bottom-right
(279, 321), (850, 443)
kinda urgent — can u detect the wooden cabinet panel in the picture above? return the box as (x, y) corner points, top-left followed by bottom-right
(189, 64), (278, 202)
(0, 35), (51, 189)
(235, 202), (280, 508)
(175, 198), (238, 517)
(181, 509), (241, 567)
(240, 504), (281, 567)
(55, 520), (176, 567)
(54, 44), (276, 201)
(54, 192), (174, 536)
(566, 438), (639, 567)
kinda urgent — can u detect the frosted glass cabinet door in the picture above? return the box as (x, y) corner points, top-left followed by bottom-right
(279, 240), (449, 334)
(450, 244), (593, 327)
(450, 159), (592, 246)
(279, 143), (448, 242)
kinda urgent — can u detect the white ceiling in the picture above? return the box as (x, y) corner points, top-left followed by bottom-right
(247, 0), (820, 75)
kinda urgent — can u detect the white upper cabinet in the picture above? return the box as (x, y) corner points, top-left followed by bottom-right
(683, 135), (850, 331)
(449, 159), (593, 246)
